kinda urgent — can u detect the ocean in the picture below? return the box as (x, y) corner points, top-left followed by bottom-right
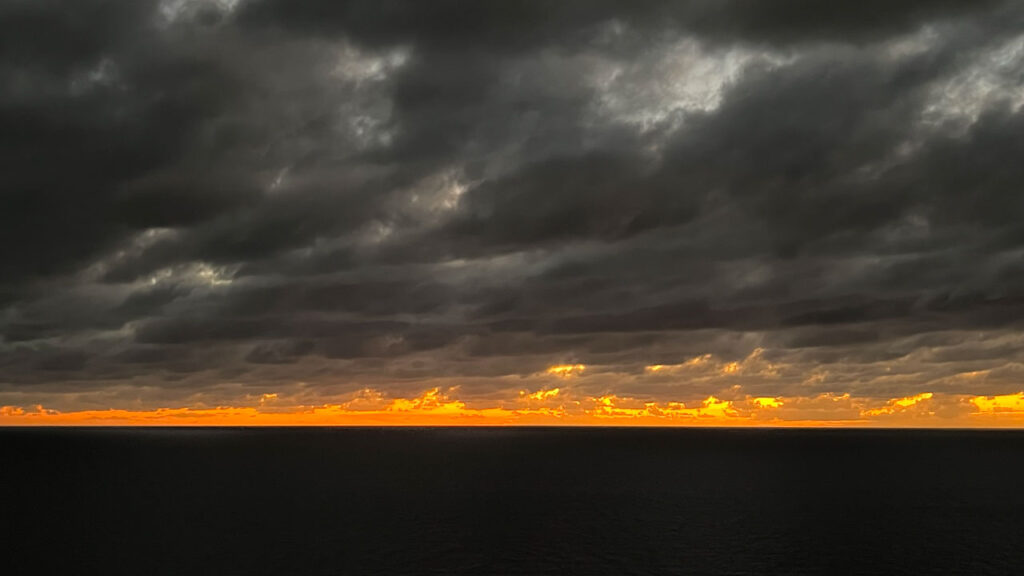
(3, 428), (1023, 575)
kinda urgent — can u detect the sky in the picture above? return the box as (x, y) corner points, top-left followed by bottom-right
(2, 0), (1024, 426)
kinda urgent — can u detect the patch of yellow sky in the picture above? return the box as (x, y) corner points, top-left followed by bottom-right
(2, 360), (1024, 426)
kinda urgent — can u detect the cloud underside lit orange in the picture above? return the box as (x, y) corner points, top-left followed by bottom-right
(3, 389), (1024, 427)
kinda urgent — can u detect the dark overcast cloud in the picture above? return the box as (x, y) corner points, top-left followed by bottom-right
(3, 0), (1024, 410)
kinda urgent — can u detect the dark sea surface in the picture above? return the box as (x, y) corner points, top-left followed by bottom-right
(3, 427), (1023, 575)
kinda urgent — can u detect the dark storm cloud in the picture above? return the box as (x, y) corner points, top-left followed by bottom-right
(236, 0), (1005, 49)
(3, 0), (1024, 407)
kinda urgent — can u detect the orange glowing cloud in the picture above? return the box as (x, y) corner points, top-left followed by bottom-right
(643, 349), (777, 378)
(3, 388), (1024, 427)
(521, 388), (561, 401)
(721, 362), (741, 374)
(971, 392), (1024, 413)
(862, 392), (935, 417)
(546, 364), (585, 377)
(752, 397), (783, 409)
(644, 354), (713, 374)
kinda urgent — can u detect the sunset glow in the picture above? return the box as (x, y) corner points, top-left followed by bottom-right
(4, 389), (1024, 427)
(546, 364), (587, 378)
(3, 0), (1024, 432)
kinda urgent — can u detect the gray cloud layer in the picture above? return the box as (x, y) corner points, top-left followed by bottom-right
(3, 0), (1024, 408)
